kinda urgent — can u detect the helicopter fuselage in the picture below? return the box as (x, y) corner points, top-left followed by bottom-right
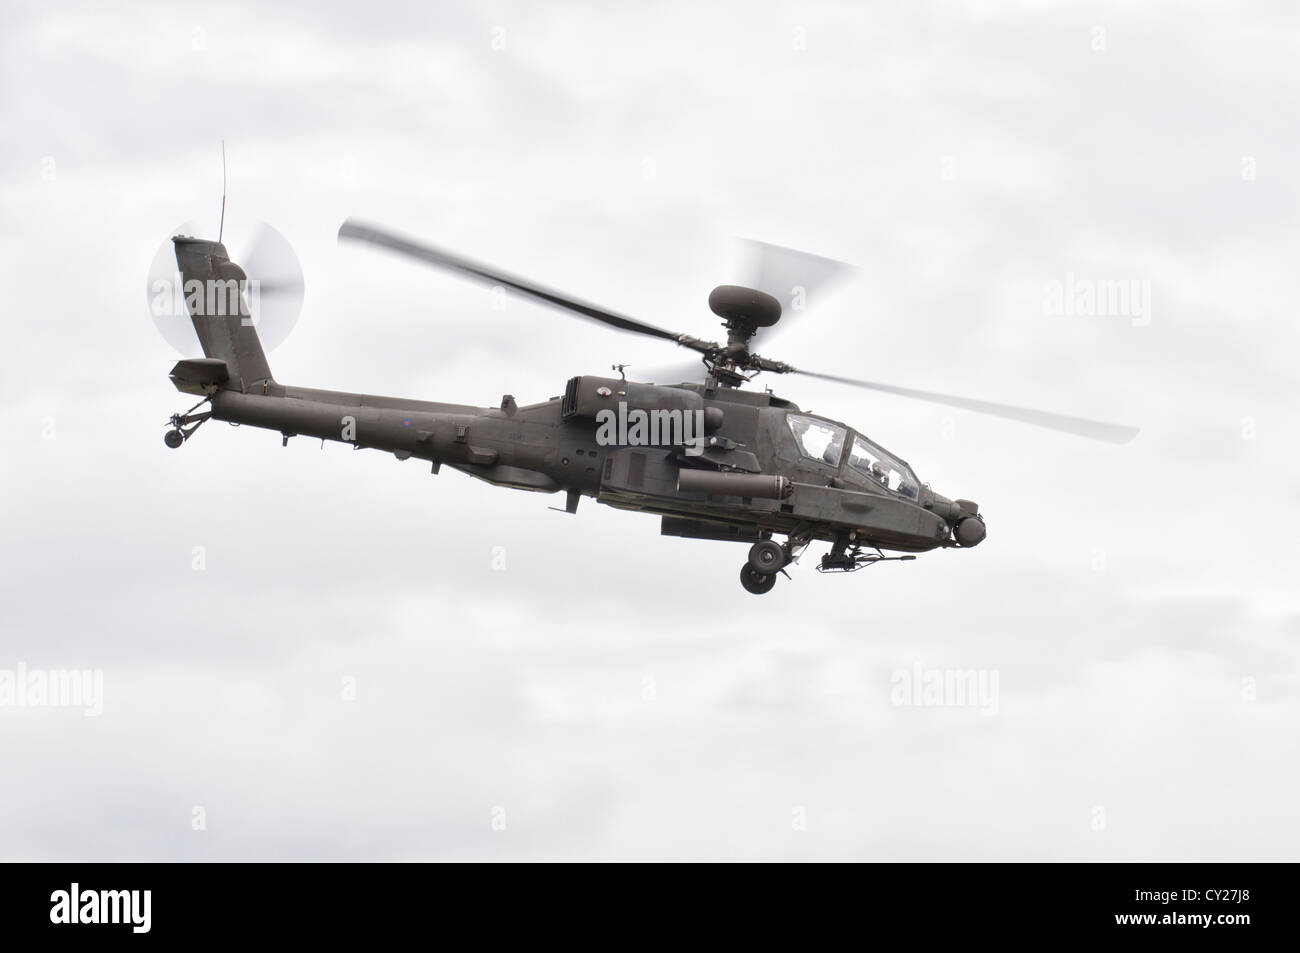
(164, 235), (988, 595)
(192, 372), (978, 560)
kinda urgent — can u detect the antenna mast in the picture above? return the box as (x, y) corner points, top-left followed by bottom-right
(218, 141), (227, 243)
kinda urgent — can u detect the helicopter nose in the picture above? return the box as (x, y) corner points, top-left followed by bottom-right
(933, 496), (984, 547)
(954, 515), (986, 547)
(932, 496), (979, 521)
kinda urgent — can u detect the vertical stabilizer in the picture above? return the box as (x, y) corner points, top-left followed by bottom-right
(172, 236), (273, 390)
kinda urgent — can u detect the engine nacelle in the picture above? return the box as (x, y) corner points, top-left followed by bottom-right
(561, 376), (703, 422)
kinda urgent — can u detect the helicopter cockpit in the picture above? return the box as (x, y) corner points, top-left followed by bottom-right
(785, 413), (920, 501)
(786, 414), (847, 467)
(845, 433), (919, 500)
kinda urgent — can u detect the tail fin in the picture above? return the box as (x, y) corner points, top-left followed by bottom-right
(173, 236), (273, 390)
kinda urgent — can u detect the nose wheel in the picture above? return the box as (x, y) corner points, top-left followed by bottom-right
(747, 539), (787, 575)
(163, 397), (212, 449)
(740, 539), (793, 594)
(737, 536), (806, 594)
(740, 563), (777, 595)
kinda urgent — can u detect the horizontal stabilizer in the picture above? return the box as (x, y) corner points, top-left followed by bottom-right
(170, 358), (230, 395)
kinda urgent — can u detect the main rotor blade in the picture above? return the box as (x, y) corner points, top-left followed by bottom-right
(635, 358), (711, 384)
(794, 370), (1139, 444)
(737, 237), (856, 348)
(339, 219), (689, 345)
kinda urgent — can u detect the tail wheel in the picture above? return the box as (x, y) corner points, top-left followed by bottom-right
(740, 563), (777, 595)
(747, 539), (786, 575)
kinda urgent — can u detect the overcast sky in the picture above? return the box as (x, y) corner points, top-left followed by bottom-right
(2, 0), (1297, 860)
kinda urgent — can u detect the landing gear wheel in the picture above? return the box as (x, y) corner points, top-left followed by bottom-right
(163, 398), (212, 449)
(748, 539), (786, 575)
(740, 563), (777, 595)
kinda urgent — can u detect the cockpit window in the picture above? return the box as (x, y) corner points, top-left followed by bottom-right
(847, 435), (919, 500)
(786, 414), (847, 467)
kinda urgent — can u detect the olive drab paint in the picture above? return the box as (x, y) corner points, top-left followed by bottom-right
(161, 220), (1136, 593)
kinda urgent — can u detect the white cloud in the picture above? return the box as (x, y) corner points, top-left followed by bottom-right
(1, 0), (1296, 860)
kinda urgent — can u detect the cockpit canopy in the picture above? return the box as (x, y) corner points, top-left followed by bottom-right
(786, 414), (847, 467)
(785, 413), (920, 501)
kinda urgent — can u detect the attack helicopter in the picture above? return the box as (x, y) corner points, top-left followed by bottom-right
(161, 219), (1138, 594)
